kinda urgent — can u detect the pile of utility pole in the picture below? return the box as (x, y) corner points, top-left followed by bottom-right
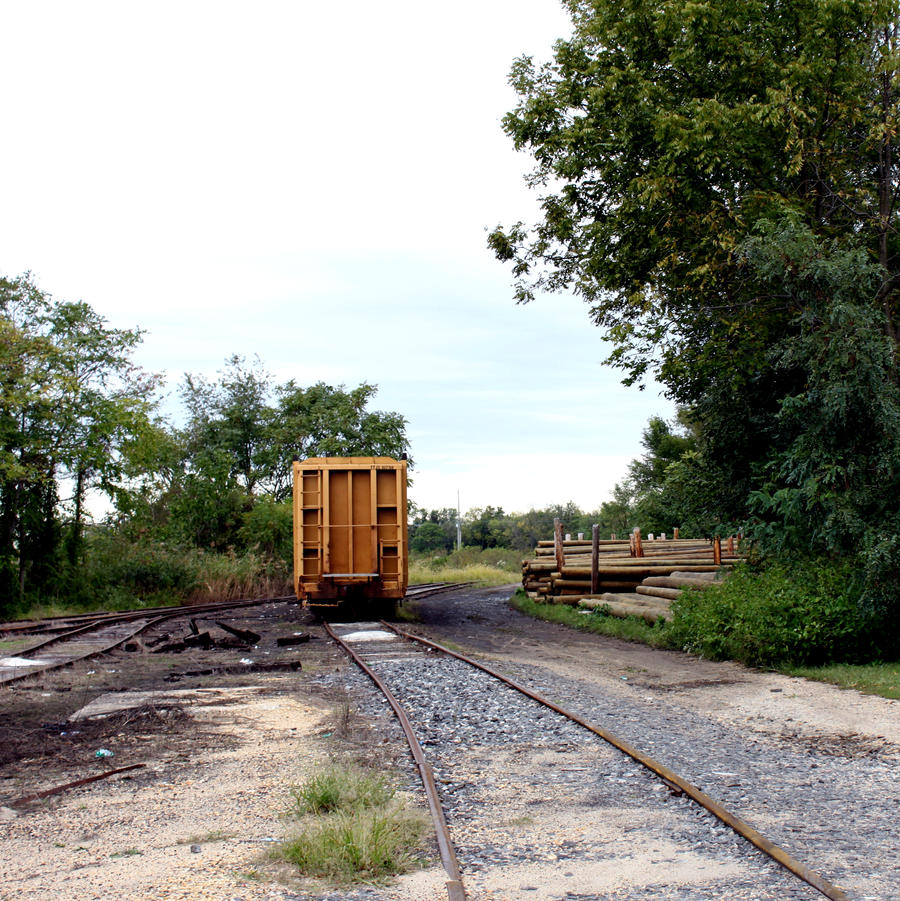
(521, 522), (742, 621)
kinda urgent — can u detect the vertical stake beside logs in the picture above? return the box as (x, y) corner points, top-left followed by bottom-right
(633, 527), (643, 558)
(713, 536), (722, 566)
(554, 518), (565, 573)
(590, 524), (600, 595)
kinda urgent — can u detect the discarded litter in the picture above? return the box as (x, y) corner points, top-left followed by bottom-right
(239, 658), (254, 665)
(95, 749), (114, 759)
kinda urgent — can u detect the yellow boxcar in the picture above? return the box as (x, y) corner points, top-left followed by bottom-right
(292, 456), (408, 608)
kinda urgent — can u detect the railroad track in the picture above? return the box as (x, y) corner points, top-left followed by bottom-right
(0, 583), (468, 686)
(0, 596), (299, 685)
(326, 620), (849, 901)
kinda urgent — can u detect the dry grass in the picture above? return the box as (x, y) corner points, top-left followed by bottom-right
(408, 562), (516, 586)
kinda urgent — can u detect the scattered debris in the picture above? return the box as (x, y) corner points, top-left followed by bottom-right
(184, 632), (213, 650)
(215, 621), (261, 645)
(95, 748), (114, 759)
(151, 621), (261, 654)
(164, 660), (302, 681)
(145, 633), (173, 648)
(276, 632), (310, 647)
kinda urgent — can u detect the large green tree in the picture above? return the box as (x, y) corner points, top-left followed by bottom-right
(135, 357), (411, 552)
(491, 1), (900, 591)
(491, 0), (900, 387)
(0, 274), (157, 609)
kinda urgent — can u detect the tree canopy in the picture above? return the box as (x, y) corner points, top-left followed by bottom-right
(491, 1), (900, 618)
(1, 274), (411, 614)
(491, 0), (900, 387)
(1, 274), (157, 604)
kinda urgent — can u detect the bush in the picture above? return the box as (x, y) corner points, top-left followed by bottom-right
(279, 809), (424, 881)
(80, 530), (201, 608)
(21, 529), (294, 617)
(184, 547), (292, 603)
(666, 558), (877, 667)
(239, 498), (293, 564)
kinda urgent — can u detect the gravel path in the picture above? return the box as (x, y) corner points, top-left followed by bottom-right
(401, 585), (900, 901)
(323, 620), (829, 901)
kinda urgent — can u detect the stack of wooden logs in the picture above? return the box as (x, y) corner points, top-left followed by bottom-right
(522, 529), (742, 622)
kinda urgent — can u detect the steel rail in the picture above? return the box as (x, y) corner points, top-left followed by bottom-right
(13, 596), (295, 655)
(404, 582), (474, 600)
(1, 596), (291, 686)
(8, 764), (146, 808)
(382, 622), (849, 901)
(323, 622), (465, 901)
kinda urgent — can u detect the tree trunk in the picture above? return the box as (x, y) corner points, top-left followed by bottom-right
(69, 466), (85, 568)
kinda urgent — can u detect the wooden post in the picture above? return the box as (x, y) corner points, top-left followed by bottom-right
(634, 527), (644, 558)
(673, 527), (680, 540)
(590, 524), (600, 595)
(713, 536), (722, 566)
(727, 535), (734, 555)
(554, 518), (565, 572)
(611, 532), (617, 541)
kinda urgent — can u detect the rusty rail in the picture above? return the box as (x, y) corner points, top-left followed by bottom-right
(323, 622), (465, 901)
(1, 596), (293, 686)
(8, 764), (146, 808)
(381, 622), (849, 901)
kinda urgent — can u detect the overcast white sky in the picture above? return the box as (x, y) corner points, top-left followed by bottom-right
(2, 1), (675, 515)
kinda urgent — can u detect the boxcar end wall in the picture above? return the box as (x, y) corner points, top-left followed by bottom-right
(292, 456), (408, 606)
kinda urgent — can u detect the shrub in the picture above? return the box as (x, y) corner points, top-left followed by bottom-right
(279, 809), (424, 881)
(666, 558), (876, 667)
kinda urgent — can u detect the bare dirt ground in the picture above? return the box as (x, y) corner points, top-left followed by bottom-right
(0, 601), (448, 901)
(1, 589), (898, 900)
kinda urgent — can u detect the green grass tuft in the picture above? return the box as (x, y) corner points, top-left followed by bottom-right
(290, 762), (394, 816)
(278, 808), (425, 880)
(781, 661), (900, 699)
(510, 591), (671, 646)
(276, 761), (427, 883)
(408, 561), (515, 586)
(408, 547), (521, 587)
